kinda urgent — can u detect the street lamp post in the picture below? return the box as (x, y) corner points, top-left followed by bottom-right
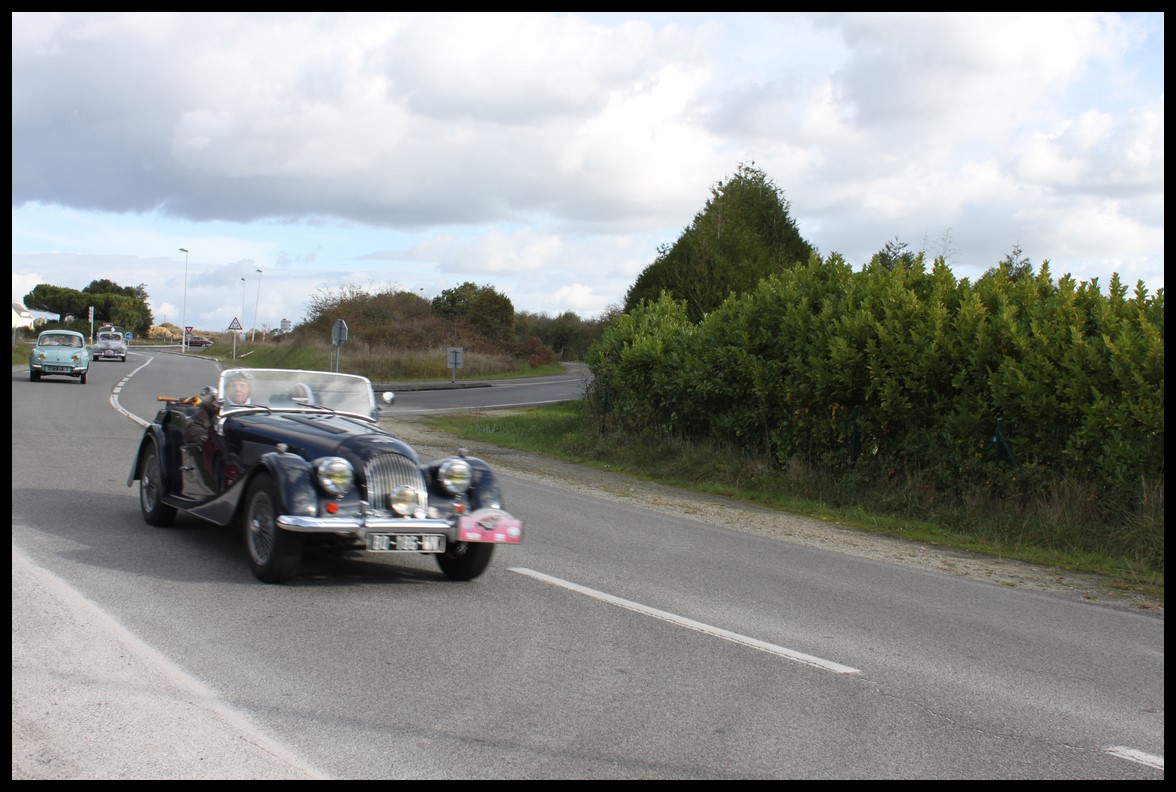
(251, 268), (263, 342)
(241, 277), (247, 338)
(179, 248), (189, 353)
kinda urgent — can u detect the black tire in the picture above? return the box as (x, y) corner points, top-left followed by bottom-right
(244, 473), (304, 583)
(435, 542), (494, 581)
(79, 371), (87, 384)
(139, 441), (177, 527)
(29, 370), (40, 382)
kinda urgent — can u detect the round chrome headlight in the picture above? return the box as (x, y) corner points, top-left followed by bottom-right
(438, 458), (472, 495)
(315, 457), (354, 497)
(387, 485), (421, 516)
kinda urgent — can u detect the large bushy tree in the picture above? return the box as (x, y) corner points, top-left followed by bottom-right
(624, 162), (817, 322)
(432, 281), (516, 346)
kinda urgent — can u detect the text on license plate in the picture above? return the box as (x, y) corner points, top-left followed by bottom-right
(368, 533), (445, 553)
(45, 366), (69, 373)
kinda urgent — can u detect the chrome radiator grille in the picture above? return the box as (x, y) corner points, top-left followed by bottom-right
(364, 453), (429, 510)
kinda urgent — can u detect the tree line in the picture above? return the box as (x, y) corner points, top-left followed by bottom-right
(21, 280), (154, 337)
(19, 276), (610, 364)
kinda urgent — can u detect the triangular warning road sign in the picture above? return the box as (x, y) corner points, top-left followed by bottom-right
(228, 317), (243, 330)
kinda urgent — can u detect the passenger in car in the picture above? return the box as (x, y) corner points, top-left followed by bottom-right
(288, 382), (316, 403)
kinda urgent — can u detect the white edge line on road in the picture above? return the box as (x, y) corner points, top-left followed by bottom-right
(111, 356), (154, 428)
(1105, 745), (1164, 770)
(510, 567), (861, 675)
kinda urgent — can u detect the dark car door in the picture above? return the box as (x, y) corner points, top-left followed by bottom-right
(180, 439), (221, 500)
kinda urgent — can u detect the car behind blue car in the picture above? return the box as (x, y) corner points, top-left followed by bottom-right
(94, 329), (129, 362)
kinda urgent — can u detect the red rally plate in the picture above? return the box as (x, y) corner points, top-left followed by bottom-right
(457, 508), (523, 544)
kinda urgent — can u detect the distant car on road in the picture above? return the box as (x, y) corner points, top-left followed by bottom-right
(186, 335), (214, 348)
(29, 329), (90, 384)
(94, 329), (128, 362)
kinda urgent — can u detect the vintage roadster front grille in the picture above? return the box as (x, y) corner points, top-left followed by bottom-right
(364, 453), (429, 510)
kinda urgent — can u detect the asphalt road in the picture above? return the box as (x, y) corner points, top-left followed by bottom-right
(10, 353), (1165, 779)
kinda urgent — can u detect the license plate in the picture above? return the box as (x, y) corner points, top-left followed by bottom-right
(45, 365), (69, 373)
(103, 351), (117, 357)
(368, 533), (445, 553)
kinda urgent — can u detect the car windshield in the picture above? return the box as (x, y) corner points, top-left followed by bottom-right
(98, 333), (122, 342)
(217, 368), (377, 418)
(38, 334), (82, 348)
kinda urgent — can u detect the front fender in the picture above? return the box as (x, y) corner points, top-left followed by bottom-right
(235, 450), (337, 524)
(465, 457), (506, 510)
(261, 450), (321, 517)
(127, 425), (174, 493)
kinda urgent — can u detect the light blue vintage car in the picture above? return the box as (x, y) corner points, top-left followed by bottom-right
(29, 329), (91, 384)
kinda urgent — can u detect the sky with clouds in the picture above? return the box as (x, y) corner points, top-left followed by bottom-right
(12, 12), (1164, 334)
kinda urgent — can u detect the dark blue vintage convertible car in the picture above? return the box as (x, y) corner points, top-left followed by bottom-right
(128, 368), (523, 583)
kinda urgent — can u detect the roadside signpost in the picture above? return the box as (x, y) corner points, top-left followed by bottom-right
(228, 317), (243, 358)
(332, 319), (348, 372)
(447, 347), (464, 383)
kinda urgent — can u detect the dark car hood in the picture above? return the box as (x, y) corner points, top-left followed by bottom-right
(225, 411), (421, 468)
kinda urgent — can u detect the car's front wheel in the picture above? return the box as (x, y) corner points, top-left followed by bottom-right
(79, 371), (87, 384)
(139, 441), (177, 527)
(244, 473), (304, 583)
(29, 370), (40, 382)
(435, 542), (494, 581)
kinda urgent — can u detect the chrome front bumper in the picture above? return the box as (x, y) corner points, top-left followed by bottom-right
(276, 507), (523, 545)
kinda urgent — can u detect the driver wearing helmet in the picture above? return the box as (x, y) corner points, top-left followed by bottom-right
(224, 372), (253, 406)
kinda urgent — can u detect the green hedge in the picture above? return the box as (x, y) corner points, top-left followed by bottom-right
(587, 255), (1164, 516)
